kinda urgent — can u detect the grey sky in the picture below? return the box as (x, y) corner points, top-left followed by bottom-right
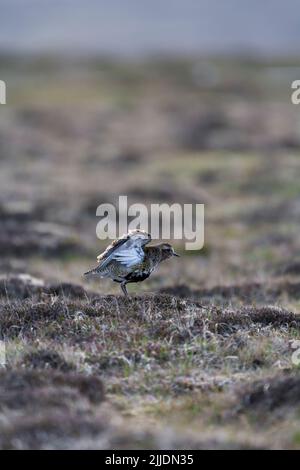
(0, 0), (299, 56)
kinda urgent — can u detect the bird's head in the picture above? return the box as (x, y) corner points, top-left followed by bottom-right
(160, 243), (180, 260)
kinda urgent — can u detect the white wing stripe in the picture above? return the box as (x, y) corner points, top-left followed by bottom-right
(114, 247), (144, 266)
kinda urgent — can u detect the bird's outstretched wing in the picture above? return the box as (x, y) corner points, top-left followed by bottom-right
(96, 230), (151, 269)
(96, 234), (129, 263)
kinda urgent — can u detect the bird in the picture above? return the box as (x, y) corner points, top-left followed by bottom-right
(84, 229), (180, 296)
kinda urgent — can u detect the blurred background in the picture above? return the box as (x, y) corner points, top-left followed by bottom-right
(1, 0), (300, 289)
(3, 0), (300, 451)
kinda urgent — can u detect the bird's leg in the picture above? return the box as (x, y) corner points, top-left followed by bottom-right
(121, 282), (128, 297)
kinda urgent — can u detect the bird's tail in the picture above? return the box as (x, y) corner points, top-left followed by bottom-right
(84, 266), (100, 277)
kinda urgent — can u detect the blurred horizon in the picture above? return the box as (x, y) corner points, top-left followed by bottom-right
(1, 0), (300, 57)
(3, 0), (300, 451)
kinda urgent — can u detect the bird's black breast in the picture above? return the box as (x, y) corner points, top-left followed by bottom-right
(125, 271), (151, 283)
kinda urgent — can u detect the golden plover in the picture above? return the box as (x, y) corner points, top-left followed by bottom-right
(84, 229), (180, 296)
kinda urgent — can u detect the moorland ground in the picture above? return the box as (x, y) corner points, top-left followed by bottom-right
(1, 56), (300, 448)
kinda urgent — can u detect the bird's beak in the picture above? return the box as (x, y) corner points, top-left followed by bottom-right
(173, 251), (180, 257)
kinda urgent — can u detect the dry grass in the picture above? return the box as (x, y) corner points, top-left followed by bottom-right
(1, 55), (300, 448)
(0, 274), (300, 448)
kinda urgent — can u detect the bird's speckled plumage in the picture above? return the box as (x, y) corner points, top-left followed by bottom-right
(84, 229), (179, 295)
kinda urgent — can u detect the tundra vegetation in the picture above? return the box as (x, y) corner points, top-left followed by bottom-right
(1, 56), (300, 449)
